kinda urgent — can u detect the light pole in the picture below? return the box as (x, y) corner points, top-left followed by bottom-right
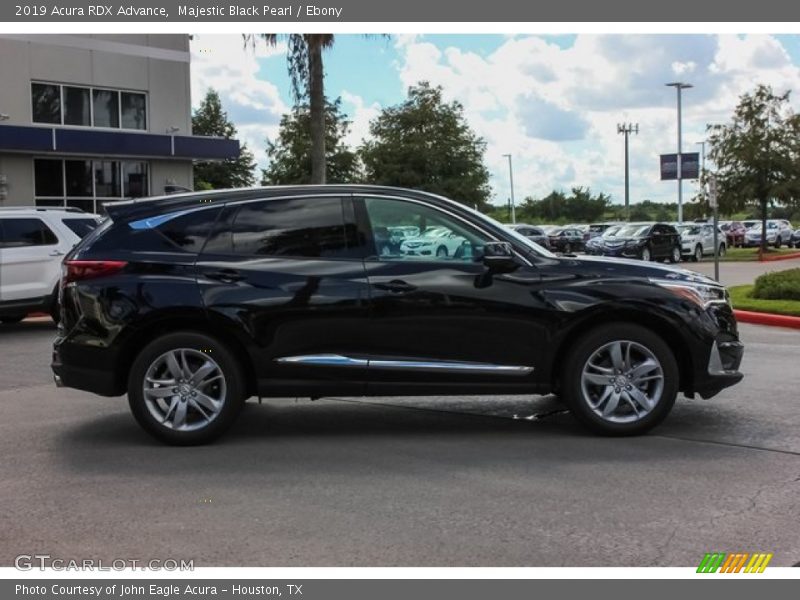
(696, 140), (706, 212)
(617, 123), (638, 221)
(502, 153), (516, 224)
(666, 82), (693, 223)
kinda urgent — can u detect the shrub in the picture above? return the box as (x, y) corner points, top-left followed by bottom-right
(752, 268), (800, 301)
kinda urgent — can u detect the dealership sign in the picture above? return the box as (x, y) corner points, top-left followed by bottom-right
(660, 152), (700, 180)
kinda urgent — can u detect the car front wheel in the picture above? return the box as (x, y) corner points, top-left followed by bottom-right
(640, 247), (651, 261)
(560, 323), (679, 435)
(127, 332), (246, 445)
(669, 246), (681, 263)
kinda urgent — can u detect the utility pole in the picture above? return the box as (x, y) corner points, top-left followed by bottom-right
(696, 140), (706, 215)
(617, 123), (639, 221)
(502, 153), (516, 224)
(666, 82), (693, 223)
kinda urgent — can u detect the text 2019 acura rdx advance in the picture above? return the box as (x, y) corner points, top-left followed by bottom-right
(52, 186), (744, 444)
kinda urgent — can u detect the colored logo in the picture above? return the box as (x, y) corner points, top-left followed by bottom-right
(697, 552), (773, 573)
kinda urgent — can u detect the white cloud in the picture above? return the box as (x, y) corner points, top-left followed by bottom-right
(190, 34), (290, 171)
(393, 34), (800, 206)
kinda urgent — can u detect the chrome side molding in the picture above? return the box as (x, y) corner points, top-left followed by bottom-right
(276, 354), (533, 376)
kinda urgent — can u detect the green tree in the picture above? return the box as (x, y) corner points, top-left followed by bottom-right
(262, 99), (360, 185)
(245, 34), (334, 184)
(707, 85), (800, 251)
(360, 82), (491, 209)
(192, 89), (256, 190)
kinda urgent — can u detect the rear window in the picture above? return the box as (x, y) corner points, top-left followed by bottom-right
(0, 218), (58, 247)
(62, 218), (99, 239)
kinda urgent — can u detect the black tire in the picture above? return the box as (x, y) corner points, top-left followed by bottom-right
(436, 246), (448, 258)
(127, 332), (246, 445)
(564, 243), (572, 254)
(559, 323), (679, 436)
(0, 315), (25, 324)
(640, 246), (652, 261)
(692, 245), (702, 262)
(668, 246), (681, 264)
(775, 238), (781, 249)
(718, 244), (726, 258)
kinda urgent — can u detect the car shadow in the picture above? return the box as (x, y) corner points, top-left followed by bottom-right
(53, 395), (728, 478)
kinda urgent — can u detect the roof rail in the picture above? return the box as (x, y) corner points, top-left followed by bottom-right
(0, 206), (85, 213)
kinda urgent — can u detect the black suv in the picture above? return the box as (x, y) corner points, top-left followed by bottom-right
(592, 222), (682, 262)
(52, 186), (743, 444)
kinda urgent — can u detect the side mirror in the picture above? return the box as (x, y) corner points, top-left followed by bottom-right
(482, 241), (517, 271)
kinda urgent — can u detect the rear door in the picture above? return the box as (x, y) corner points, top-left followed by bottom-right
(0, 217), (62, 302)
(196, 195), (371, 395)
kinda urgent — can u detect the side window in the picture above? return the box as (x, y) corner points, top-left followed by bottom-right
(156, 207), (222, 252)
(0, 218), (58, 248)
(362, 197), (490, 262)
(230, 197), (357, 259)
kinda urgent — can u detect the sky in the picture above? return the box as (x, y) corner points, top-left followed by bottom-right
(189, 33), (800, 207)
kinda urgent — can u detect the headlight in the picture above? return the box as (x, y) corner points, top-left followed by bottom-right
(649, 277), (730, 308)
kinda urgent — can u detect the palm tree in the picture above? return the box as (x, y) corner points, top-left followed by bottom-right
(245, 34), (334, 184)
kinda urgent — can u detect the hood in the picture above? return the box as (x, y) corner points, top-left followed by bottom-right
(568, 255), (720, 285)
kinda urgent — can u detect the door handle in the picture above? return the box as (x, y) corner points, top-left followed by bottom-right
(49, 250), (66, 257)
(374, 279), (417, 293)
(205, 269), (243, 283)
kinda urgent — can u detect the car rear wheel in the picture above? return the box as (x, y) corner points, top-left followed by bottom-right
(436, 246), (448, 258)
(560, 323), (678, 435)
(127, 332), (246, 445)
(718, 244), (726, 257)
(640, 247), (651, 261)
(669, 246), (681, 263)
(693, 245), (703, 262)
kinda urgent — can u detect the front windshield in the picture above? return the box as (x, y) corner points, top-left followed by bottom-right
(614, 224), (650, 237)
(474, 211), (557, 258)
(602, 226), (622, 238)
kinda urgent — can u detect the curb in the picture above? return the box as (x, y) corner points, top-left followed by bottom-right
(758, 251), (800, 262)
(734, 309), (800, 330)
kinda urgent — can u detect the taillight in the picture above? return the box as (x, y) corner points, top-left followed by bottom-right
(62, 260), (128, 285)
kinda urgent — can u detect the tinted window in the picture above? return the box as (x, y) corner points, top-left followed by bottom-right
(34, 159), (64, 197)
(231, 198), (352, 258)
(157, 208), (222, 252)
(65, 160), (93, 197)
(31, 83), (61, 124)
(92, 89), (119, 128)
(63, 86), (90, 126)
(121, 92), (147, 130)
(0, 218), (58, 247)
(62, 218), (99, 239)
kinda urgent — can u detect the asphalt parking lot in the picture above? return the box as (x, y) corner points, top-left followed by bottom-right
(0, 319), (798, 568)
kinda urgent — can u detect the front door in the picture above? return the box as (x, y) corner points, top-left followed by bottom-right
(355, 195), (546, 392)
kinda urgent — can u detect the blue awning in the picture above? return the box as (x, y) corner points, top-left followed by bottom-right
(0, 124), (239, 160)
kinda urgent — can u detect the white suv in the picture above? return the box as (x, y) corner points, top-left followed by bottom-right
(676, 223), (726, 262)
(0, 208), (101, 324)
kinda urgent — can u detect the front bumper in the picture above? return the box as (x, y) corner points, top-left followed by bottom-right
(693, 339), (744, 399)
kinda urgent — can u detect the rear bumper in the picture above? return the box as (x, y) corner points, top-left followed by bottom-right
(51, 341), (123, 397)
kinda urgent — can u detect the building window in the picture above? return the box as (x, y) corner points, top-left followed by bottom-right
(31, 82), (147, 131)
(63, 86), (91, 126)
(34, 158), (149, 214)
(31, 83), (61, 124)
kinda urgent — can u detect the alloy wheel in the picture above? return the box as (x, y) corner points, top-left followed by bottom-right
(142, 348), (227, 431)
(641, 247), (651, 261)
(580, 340), (665, 424)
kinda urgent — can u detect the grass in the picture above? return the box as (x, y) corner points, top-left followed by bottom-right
(728, 284), (800, 316)
(697, 247), (800, 262)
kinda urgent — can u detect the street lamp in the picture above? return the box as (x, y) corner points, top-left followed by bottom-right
(502, 153), (516, 224)
(617, 123), (638, 221)
(666, 82), (693, 223)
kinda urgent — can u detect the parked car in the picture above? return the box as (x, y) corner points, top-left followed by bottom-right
(547, 227), (585, 253)
(719, 221), (747, 248)
(507, 224), (550, 249)
(675, 223), (726, 262)
(584, 224), (623, 255)
(592, 222), (682, 263)
(587, 222), (621, 239)
(399, 226), (469, 258)
(743, 220), (794, 248)
(0, 207), (101, 324)
(52, 185), (743, 444)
